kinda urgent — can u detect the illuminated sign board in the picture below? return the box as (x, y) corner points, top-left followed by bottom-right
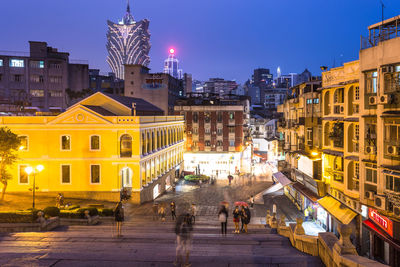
(369, 208), (393, 237)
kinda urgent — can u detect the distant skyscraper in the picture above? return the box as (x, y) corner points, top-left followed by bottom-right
(163, 48), (183, 79)
(106, 1), (151, 79)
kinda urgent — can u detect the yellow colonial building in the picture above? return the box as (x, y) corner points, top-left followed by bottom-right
(1, 92), (185, 203)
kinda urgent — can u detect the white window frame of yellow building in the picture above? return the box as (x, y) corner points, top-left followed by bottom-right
(18, 135), (29, 151)
(90, 164), (101, 184)
(60, 164), (71, 185)
(18, 164), (29, 185)
(60, 135), (71, 151)
(89, 135), (101, 151)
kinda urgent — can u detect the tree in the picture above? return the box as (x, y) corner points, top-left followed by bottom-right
(0, 127), (21, 201)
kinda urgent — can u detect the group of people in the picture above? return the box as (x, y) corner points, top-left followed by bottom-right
(218, 205), (251, 235)
(151, 202), (196, 224)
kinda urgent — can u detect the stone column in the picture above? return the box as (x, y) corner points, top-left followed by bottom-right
(266, 210), (271, 227)
(270, 212), (278, 234)
(333, 224), (358, 255)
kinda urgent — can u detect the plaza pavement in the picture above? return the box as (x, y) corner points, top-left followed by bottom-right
(0, 169), (324, 266)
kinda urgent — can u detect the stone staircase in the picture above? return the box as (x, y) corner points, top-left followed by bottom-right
(0, 216), (324, 266)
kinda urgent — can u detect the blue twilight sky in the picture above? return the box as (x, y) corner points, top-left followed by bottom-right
(1, 0), (400, 83)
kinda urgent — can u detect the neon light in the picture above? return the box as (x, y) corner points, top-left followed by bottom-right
(369, 208), (393, 237)
(169, 48), (175, 54)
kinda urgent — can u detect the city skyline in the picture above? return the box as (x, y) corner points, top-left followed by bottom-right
(0, 0), (399, 83)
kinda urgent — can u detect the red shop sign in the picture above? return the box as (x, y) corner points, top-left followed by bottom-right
(369, 208), (393, 237)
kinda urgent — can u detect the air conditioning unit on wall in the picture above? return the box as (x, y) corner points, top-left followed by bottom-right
(393, 206), (400, 217)
(387, 145), (400, 156)
(365, 191), (375, 200)
(374, 195), (386, 209)
(365, 146), (376, 154)
(369, 96), (377, 105)
(379, 94), (392, 104)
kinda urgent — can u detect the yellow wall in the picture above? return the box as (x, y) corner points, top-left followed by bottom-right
(1, 96), (185, 202)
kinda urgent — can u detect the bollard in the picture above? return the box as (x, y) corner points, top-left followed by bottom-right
(294, 217), (305, 235)
(270, 212), (278, 234)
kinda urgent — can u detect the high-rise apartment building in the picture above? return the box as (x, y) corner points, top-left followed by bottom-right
(0, 41), (88, 112)
(204, 78), (238, 97)
(163, 48), (183, 79)
(106, 1), (150, 79)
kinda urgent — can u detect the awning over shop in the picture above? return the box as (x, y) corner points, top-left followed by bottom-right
(318, 196), (357, 225)
(323, 149), (344, 157)
(363, 219), (400, 251)
(272, 172), (293, 187)
(292, 182), (319, 203)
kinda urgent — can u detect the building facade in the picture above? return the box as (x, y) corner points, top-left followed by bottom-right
(106, 2), (150, 79)
(174, 93), (251, 176)
(124, 64), (184, 115)
(203, 78), (238, 97)
(2, 92), (184, 204)
(0, 41), (88, 112)
(89, 69), (124, 95)
(359, 16), (400, 265)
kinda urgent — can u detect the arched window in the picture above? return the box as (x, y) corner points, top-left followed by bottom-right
(120, 134), (132, 157)
(147, 132), (150, 153)
(157, 131), (160, 149)
(142, 133), (146, 155)
(152, 131), (155, 151)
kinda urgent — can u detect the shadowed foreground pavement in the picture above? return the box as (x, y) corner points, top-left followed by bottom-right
(0, 217), (323, 267)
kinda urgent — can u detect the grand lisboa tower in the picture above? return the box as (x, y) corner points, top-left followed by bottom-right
(106, 1), (151, 79)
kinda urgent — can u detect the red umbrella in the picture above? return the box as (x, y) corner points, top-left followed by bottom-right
(234, 201), (249, 207)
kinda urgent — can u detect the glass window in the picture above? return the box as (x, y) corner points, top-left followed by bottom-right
(50, 90), (62, 97)
(366, 71), (378, 94)
(217, 128), (222, 135)
(192, 112), (198, 123)
(13, 74), (22, 82)
(30, 60), (44, 68)
(192, 127), (198, 135)
(229, 140), (235, 146)
(366, 166), (377, 184)
(19, 165), (28, 184)
(61, 135), (71, 150)
(205, 140), (211, 146)
(19, 136), (28, 151)
(91, 165), (100, 184)
(355, 86), (360, 100)
(205, 128), (210, 134)
(313, 98), (319, 104)
(120, 134), (132, 157)
(61, 165), (70, 184)
(229, 112), (235, 120)
(229, 127), (235, 133)
(0, 59), (3, 66)
(204, 112), (211, 123)
(30, 90), (44, 97)
(90, 135), (100, 150)
(10, 59), (24, 68)
(217, 112), (223, 123)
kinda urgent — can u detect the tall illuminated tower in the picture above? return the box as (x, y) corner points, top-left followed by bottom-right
(163, 48), (183, 79)
(106, 1), (151, 79)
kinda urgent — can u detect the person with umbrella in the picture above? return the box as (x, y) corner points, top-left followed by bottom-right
(232, 206), (241, 234)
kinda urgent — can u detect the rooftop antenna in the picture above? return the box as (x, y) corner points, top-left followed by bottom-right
(380, 0), (385, 24)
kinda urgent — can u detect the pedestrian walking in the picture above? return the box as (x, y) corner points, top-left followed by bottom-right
(232, 206), (240, 233)
(243, 206), (251, 233)
(240, 206), (247, 232)
(170, 201), (177, 221)
(159, 203), (166, 222)
(250, 195), (255, 208)
(190, 203), (196, 224)
(113, 201), (124, 237)
(174, 213), (193, 267)
(218, 205), (228, 236)
(56, 193), (64, 208)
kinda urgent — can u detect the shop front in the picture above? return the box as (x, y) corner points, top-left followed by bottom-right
(318, 196), (359, 238)
(363, 208), (400, 266)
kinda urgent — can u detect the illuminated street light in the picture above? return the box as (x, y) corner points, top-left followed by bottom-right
(25, 165), (44, 210)
(311, 151), (319, 156)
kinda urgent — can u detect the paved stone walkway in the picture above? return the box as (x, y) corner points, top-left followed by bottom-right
(0, 167), (323, 266)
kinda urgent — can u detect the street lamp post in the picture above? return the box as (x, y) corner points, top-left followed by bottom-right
(25, 165), (44, 210)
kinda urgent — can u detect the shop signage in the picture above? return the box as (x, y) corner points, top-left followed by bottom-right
(369, 208), (393, 237)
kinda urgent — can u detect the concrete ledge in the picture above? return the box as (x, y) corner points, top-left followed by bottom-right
(0, 216), (59, 233)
